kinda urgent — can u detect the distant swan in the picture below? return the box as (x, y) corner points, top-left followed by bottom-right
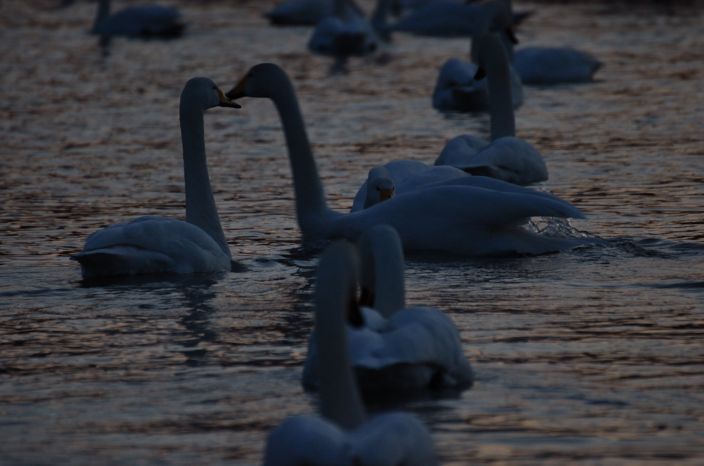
(435, 33), (548, 185)
(266, 0), (337, 26)
(303, 225), (474, 394)
(513, 46), (602, 84)
(91, 0), (185, 43)
(308, 0), (381, 71)
(383, 0), (511, 38)
(263, 241), (438, 465)
(227, 63), (585, 256)
(72, 78), (240, 279)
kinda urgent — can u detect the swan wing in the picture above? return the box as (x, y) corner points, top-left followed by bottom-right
(514, 46), (602, 84)
(73, 216), (230, 278)
(333, 185), (584, 255)
(452, 136), (549, 185)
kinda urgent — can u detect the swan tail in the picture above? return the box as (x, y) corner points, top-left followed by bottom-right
(72, 246), (175, 279)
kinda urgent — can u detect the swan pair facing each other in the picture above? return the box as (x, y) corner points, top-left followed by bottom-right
(72, 78), (239, 280)
(264, 232), (440, 465)
(303, 225), (474, 395)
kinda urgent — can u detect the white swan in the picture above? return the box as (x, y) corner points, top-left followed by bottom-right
(384, 0), (511, 37)
(308, 0), (381, 71)
(91, 0), (185, 43)
(266, 0), (335, 26)
(227, 63), (585, 256)
(435, 33), (548, 185)
(264, 241), (438, 466)
(513, 46), (602, 85)
(302, 225), (474, 394)
(72, 78), (240, 279)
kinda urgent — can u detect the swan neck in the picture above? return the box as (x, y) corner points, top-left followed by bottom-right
(481, 34), (515, 140)
(269, 73), (329, 238)
(360, 229), (405, 318)
(315, 244), (366, 430)
(179, 96), (231, 258)
(93, 0), (110, 31)
(371, 0), (392, 37)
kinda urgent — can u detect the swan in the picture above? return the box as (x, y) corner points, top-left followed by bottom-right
(308, 0), (382, 71)
(264, 241), (438, 466)
(91, 0), (185, 43)
(302, 225), (474, 394)
(266, 0), (339, 26)
(435, 33), (548, 185)
(513, 46), (602, 84)
(72, 78), (240, 279)
(382, 0), (511, 38)
(227, 63), (586, 256)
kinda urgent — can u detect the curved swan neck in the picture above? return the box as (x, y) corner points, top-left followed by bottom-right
(93, 0), (110, 31)
(371, 0), (392, 39)
(477, 33), (515, 140)
(359, 226), (405, 318)
(315, 242), (366, 430)
(266, 69), (329, 238)
(180, 92), (231, 258)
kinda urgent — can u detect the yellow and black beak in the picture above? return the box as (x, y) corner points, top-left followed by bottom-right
(226, 75), (247, 100)
(217, 87), (241, 108)
(379, 188), (394, 202)
(506, 27), (519, 45)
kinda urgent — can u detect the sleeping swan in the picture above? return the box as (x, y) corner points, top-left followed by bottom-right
(227, 63), (585, 256)
(72, 78), (240, 279)
(303, 225), (474, 394)
(264, 240), (438, 465)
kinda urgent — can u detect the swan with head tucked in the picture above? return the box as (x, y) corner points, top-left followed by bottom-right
(513, 46), (602, 85)
(308, 0), (383, 72)
(227, 63), (585, 256)
(381, 0), (511, 38)
(435, 33), (548, 186)
(91, 0), (185, 47)
(266, 0), (342, 26)
(72, 78), (240, 279)
(264, 240), (438, 466)
(302, 225), (473, 394)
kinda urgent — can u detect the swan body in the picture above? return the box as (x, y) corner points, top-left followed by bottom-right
(91, 0), (184, 39)
(303, 225), (473, 393)
(263, 241), (437, 466)
(73, 78), (239, 279)
(432, 57), (523, 112)
(513, 46), (602, 84)
(435, 33), (548, 185)
(227, 63), (583, 256)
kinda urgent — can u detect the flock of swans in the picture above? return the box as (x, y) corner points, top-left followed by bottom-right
(72, 0), (604, 463)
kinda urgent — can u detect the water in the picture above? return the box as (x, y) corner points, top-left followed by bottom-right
(1, 0), (703, 464)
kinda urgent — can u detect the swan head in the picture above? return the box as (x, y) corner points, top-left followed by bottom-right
(182, 77), (241, 110)
(226, 63), (287, 100)
(364, 176), (395, 208)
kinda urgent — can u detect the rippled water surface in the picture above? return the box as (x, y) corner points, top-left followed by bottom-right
(2, 1), (704, 464)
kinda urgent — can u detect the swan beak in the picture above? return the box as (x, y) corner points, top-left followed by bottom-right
(379, 188), (394, 201)
(506, 27), (519, 45)
(217, 88), (241, 108)
(473, 66), (486, 81)
(226, 76), (247, 100)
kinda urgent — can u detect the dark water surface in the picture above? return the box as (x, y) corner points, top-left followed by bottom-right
(1, 1), (703, 464)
